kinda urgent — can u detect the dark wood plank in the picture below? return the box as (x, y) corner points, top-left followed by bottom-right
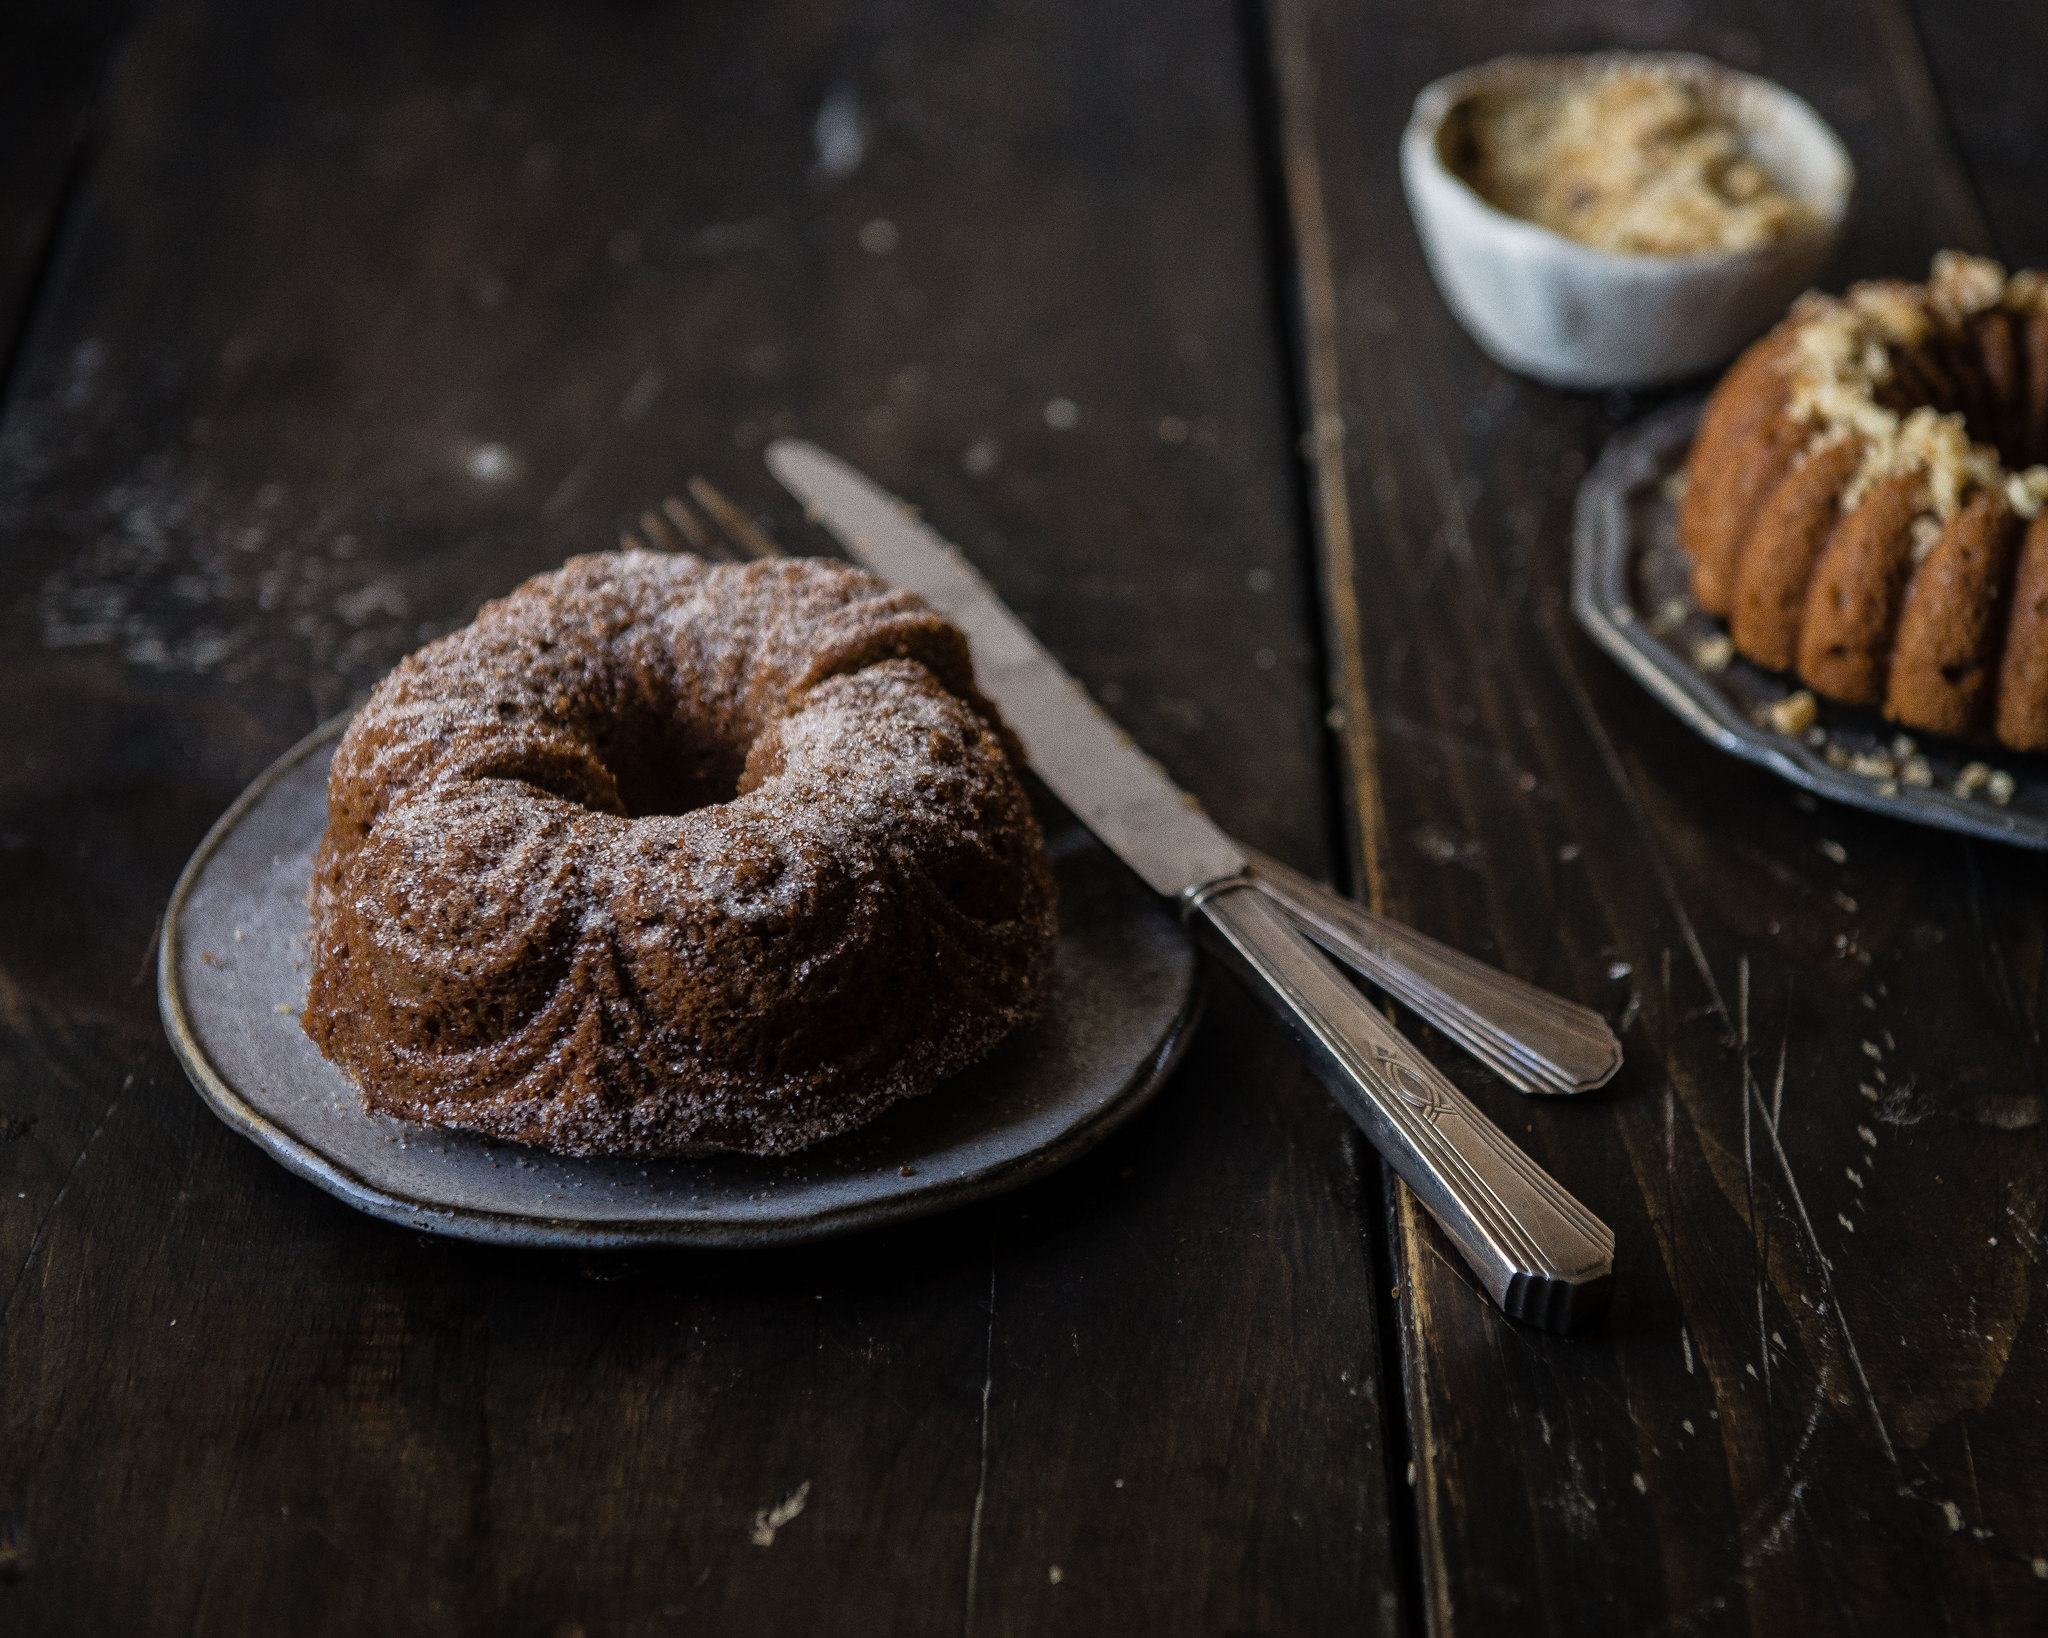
(0, 0), (1403, 1632)
(1909, 0), (2048, 268)
(1269, 0), (2048, 1632)
(0, 0), (129, 381)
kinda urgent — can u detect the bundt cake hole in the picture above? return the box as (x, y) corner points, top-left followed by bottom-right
(607, 747), (745, 820)
(518, 713), (757, 820)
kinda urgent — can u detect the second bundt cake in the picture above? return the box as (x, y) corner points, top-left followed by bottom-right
(1680, 251), (2048, 751)
(302, 550), (1058, 1159)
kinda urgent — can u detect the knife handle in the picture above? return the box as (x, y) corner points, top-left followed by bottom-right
(1188, 879), (1614, 1332)
(1245, 849), (1623, 1098)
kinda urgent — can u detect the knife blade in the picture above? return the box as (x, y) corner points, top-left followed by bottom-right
(766, 438), (1614, 1331)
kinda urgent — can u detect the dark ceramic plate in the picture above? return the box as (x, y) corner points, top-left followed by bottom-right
(159, 716), (1200, 1248)
(1573, 400), (2048, 848)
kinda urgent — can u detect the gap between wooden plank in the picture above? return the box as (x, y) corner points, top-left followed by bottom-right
(1260, 0), (1392, 923)
(1252, 5), (1434, 1637)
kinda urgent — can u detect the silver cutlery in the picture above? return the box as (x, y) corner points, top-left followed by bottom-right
(757, 439), (1615, 1331)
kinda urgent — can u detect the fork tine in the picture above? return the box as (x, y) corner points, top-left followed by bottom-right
(689, 476), (785, 560)
(660, 495), (713, 553)
(620, 529), (647, 552)
(640, 509), (679, 551)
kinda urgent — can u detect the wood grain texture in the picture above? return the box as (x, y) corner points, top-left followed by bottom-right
(1909, 0), (2048, 270)
(1270, 0), (2048, 1632)
(0, 1), (1401, 1632)
(0, 0), (128, 385)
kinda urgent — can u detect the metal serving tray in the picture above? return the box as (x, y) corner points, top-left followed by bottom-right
(1573, 400), (2048, 849)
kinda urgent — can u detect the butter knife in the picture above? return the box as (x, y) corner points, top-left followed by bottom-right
(767, 439), (1614, 1331)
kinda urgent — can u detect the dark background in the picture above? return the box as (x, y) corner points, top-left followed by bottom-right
(2, 1), (2044, 1633)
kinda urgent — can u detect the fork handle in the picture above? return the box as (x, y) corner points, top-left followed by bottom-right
(1246, 848), (1622, 1097)
(1188, 878), (1614, 1331)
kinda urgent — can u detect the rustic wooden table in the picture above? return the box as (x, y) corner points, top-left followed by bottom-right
(3, 2), (2044, 1633)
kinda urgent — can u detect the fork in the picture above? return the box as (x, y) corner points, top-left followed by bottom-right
(625, 479), (1623, 1097)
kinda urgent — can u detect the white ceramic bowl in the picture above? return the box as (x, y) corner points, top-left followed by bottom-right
(1400, 52), (1854, 390)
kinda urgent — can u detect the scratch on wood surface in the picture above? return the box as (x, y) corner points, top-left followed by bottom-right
(1, 1074), (133, 1328)
(1772, 1012), (1789, 1132)
(1382, 710), (1542, 786)
(1960, 1419), (1985, 1528)
(1759, 988), (1794, 1400)
(1730, 967), (1906, 1480)
(1739, 957), (1764, 1384)
(1743, 1374), (1831, 1571)
(962, 1255), (996, 1637)
(1746, 1066), (1900, 1475)
(1745, 1477), (1811, 1569)
(1543, 613), (1729, 1029)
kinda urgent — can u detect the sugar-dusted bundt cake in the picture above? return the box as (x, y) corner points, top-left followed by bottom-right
(1680, 251), (2048, 751)
(302, 550), (1058, 1158)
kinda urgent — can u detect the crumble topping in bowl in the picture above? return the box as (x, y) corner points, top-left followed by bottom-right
(1448, 66), (1812, 256)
